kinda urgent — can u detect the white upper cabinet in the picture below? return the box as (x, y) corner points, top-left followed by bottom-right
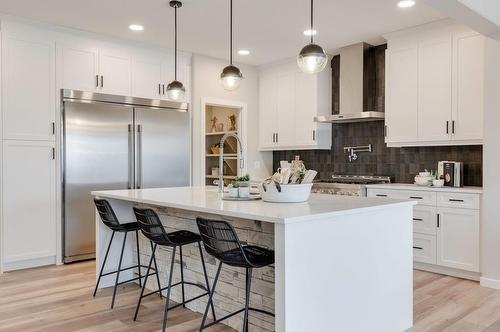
(59, 43), (99, 92)
(258, 60), (332, 151)
(131, 55), (163, 99)
(452, 32), (484, 141)
(385, 45), (419, 143)
(2, 31), (55, 141)
(384, 22), (485, 147)
(98, 48), (131, 96)
(57, 39), (190, 100)
(418, 36), (452, 142)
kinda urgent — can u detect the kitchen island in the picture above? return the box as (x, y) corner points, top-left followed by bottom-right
(92, 186), (416, 332)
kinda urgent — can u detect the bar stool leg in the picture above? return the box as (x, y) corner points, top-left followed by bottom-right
(94, 231), (115, 297)
(151, 241), (162, 299)
(243, 267), (253, 332)
(199, 261), (223, 332)
(111, 232), (127, 309)
(198, 244), (217, 321)
(179, 245), (186, 307)
(162, 246), (177, 332)
(134, 243), (157, 321)
(135, 230), (142, 288)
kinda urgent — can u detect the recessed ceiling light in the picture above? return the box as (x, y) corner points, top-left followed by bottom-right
(397, 0), (415, 8)
(129, 24), (144, 31)
(238, 49), (250, 56)
(303, 29), (317, 36)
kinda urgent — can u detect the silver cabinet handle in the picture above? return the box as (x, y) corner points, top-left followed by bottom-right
(446, 121), (449, 134)
(51, 122), (55, 135)
(128, 124), (134, 189)
(449, 198), (464, 202)
(376, 194), (388, 197)
(452, 120), (455, 134)
(313, 130), (316, 141)
(51, 147), (55, 160)
(162, 84), (165, 95)
(158, 83), (161, 95)
(413, 218), (423, 221)
(136, 124), (143, 189)
(276, 132), (278, 143)
(437, 214), (440, 228)
(100, 75), (104, 88)
(96, 75), (99, 88)
(409, 196), (423, 200)
(413, 246), (423, 250)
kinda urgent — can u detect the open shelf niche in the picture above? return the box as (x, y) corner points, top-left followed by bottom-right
(204, 105), (242, 187)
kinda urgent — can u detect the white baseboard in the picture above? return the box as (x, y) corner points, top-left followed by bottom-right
(480, 277), (500, 290)
(2, 256), (56, 272)
(414, 262), (480, 281)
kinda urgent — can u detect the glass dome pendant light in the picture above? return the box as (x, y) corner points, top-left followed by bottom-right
(220, 0), (243, 91)
(166, 0), (186, 101)
(297, 0), (328, 74)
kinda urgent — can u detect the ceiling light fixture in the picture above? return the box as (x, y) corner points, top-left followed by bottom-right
(303, 29), (317, 36)
(238, 49), (250, 55)
(220, 0), (243, 91)
(128, 24), (144, 31)
(397, 0), (416, 8)
(297, 0), (327, 74)
(166, 0), (186, 101)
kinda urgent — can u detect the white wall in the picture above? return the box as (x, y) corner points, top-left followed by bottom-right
(480, 36), (500, 288)
(191, 54), (273, 185)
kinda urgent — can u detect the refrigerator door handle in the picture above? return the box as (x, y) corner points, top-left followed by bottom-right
(128, 124), (134, 189)
(136, 124), (143, 189)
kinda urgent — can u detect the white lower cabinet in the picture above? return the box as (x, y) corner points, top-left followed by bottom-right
(436, 207), (480, 272)
(367, 186), (481, 274)
(2, 141), (56, 270)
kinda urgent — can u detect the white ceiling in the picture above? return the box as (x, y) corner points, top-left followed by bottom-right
(0, 0), (445, 66)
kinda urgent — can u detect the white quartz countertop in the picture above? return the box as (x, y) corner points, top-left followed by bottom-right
(366, 183), (483, 194)
(92, 186), (416, 224)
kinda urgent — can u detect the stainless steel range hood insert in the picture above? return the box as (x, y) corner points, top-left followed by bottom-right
(315, 42), (385, 123)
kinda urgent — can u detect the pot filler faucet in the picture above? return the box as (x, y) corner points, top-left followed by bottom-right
(219, 133), (244, 193)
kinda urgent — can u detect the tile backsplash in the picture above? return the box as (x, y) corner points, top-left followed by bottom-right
(273, 121), (483, 186)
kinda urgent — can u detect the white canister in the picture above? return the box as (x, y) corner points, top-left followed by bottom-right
(229, 187), (239, 198)
(238, 187), (250, 198)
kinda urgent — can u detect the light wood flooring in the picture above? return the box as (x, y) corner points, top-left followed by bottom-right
(1, 261), (500, 331)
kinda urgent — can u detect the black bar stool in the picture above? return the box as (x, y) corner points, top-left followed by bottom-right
(93, 199), (162, 309)
(196, 217), (275, 332)
(132, 207), (216, 332)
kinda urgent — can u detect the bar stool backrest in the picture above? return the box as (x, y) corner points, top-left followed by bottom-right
(94, 199), (122, 231)
(196, 217), (250, 266)
(133, 207), (172, 245)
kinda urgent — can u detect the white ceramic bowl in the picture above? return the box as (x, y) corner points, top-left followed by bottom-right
(259, 182), (313, 203)
(433, 179), (445, 187)
(415, 176), (434, 186)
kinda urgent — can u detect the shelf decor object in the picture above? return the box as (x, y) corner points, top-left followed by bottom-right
(166, 0), (186, 100)
(297, 0), (328, 74)
(220, 0), (243, 90)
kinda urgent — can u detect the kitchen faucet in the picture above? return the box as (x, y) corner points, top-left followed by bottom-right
(218, 133), (244, 193)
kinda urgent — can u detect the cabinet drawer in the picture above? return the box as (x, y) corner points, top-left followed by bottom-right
(437, 192), (480, 209)
(368, 189), (436, 206)
(413, 206), (437, 235)
(413, 233), (437, 265)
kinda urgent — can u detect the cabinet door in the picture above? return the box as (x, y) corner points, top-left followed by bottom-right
(385, 46), (418, 143)
(131, 57), (163, 99)
(2, 141), (56, 265)
(99, 49), (131, 95)
(2, 35), (55, 141)
(436, 207), (479, 272)
(452, 33), (484, 141)
(418, 37), (452, 142)
(59, 43), (99, 91)
(259, 74), (278, 149)
(276, 72), (296, 147)
(295, 71), (317, 146)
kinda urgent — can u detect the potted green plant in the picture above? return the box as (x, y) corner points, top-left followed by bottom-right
(232, 174), (250, 197)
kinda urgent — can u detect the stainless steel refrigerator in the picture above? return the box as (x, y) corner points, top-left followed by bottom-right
(61, 90), (191, 263)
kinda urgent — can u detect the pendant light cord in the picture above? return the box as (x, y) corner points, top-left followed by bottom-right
(310, 0), (314, 44)
(230, 0), (233, 65)
(174, 4), (178, 80)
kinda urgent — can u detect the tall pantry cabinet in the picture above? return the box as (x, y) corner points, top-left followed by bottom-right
(1, 23), (57, 271)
